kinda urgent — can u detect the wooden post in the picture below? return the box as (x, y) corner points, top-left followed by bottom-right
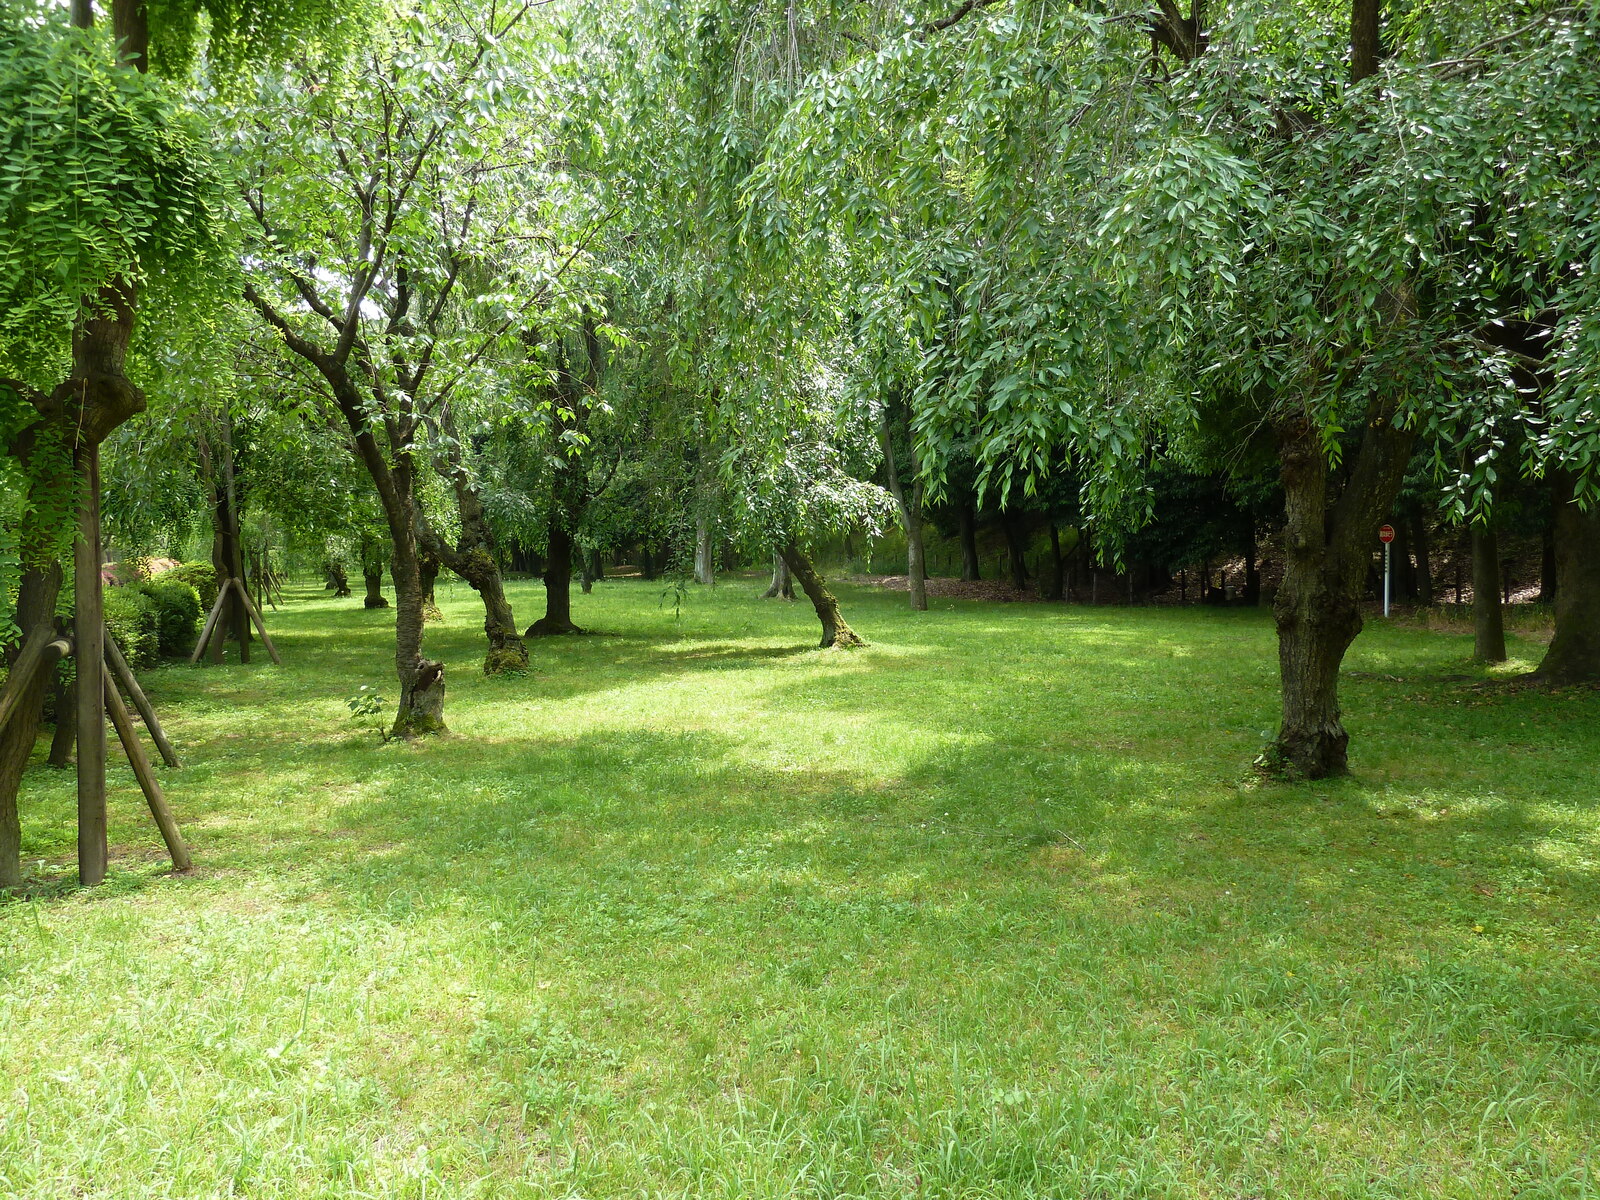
(190, 577), (234, 664)
(103, 674), (190, 872)
(75, 445), (107, 886)
(232, 583), (282, 665)
(104, 633), (180, 767)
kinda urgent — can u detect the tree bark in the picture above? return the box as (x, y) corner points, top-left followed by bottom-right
(782, 544), (865, 648)
(1269, 406), (1414, 778)
(694, 516), (715, 585)
(0, 566), (62, 890)
(527, 521), (582, 636)
(1472, 521), (1507, 663)
(761, 549), (794, 599)
(1533, 472), (1600, 682)
(957, 499), (981, 581)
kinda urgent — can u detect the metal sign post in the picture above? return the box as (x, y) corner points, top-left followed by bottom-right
(1379, 524), (1396, 617)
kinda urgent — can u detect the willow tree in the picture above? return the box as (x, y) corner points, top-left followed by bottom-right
(752, 0), (1600, 777)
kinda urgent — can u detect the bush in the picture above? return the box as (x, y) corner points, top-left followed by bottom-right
(103, 587), (160, 670)
(160, 561), (219, 609)
(137, 576), (202, 656)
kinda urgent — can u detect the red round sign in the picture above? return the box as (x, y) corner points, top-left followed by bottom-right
(1378, 524), (1396, 544)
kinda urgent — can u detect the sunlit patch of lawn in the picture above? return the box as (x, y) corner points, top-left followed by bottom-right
(2, 578), (1597, 1198)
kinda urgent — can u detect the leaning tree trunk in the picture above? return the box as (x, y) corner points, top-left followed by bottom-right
(1471, 521), (1507, 663)
(1534, 472), (1600, 682)
(527, 522), (582, 636)
(761, 549), (794, 599)
(781, 544), (865, 648)
(1270, 408), (1414, 778)
(419, 415), (529, 672)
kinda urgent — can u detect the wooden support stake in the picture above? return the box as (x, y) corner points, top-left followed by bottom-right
(76, 444), (107, 886)
(103, 674), (191, 872)
(232, 582), (282, 665)
(190, 577), (234, 664)
(104, 634), (180, 768)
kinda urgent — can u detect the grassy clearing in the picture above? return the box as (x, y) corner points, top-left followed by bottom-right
(2, 577), (1598, 1199)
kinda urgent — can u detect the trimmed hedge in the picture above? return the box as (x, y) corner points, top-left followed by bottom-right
(137, 576), (202, 656)
(104, 587), (160, 669)
(161, 561), (218, 609)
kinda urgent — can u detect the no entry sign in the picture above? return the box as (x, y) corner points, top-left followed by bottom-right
(1378, 524), (1396, 543)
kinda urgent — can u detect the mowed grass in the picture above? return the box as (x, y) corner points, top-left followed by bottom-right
(2, 576), (1598, 1199)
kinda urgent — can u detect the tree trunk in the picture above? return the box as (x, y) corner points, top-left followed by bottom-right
(694, 517), (714, 585)
(364, 568), (388, 609)
(905, 487), (928, 611)
(781, 544), (865, 648)
(958, 500), (981, 582)
(419, 546), (442, 622)
(1392, 516), (1418, 602)
(326, 561), (351, 597)
(390, 534), (446, 738)
(1411, 513), (1434, 606)
(761, 549), (794, 599)
(1269, 407), (1414, 778)
(527, 522), (581, 636)
(1043, 524), (1065, 602)
(878, 407), (928, 611)
(1472, 521), (1507, 663)
(48, 678), (75, 768)
(1534, 472), (1600, 682)
(1002, 514), (1029, 590)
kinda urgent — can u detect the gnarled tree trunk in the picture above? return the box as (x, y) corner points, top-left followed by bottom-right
(364, 567), (388, 609)
(1534, 472), (1600, 683)
(782, 544), (865, 648)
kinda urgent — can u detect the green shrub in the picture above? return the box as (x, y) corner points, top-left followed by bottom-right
(104, 586), (160, 669)
(137, 576), (202, 656)
(161, 561), (218, 609)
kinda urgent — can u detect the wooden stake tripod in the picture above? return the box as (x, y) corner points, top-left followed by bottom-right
(190, 577), (281, 666)
(0, 621), (191, 883)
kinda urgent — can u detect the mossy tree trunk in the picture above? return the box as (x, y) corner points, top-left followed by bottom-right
(782, 544), (865, 648)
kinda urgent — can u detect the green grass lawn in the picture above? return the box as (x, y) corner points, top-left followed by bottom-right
(2, 577), (1598, 1199)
